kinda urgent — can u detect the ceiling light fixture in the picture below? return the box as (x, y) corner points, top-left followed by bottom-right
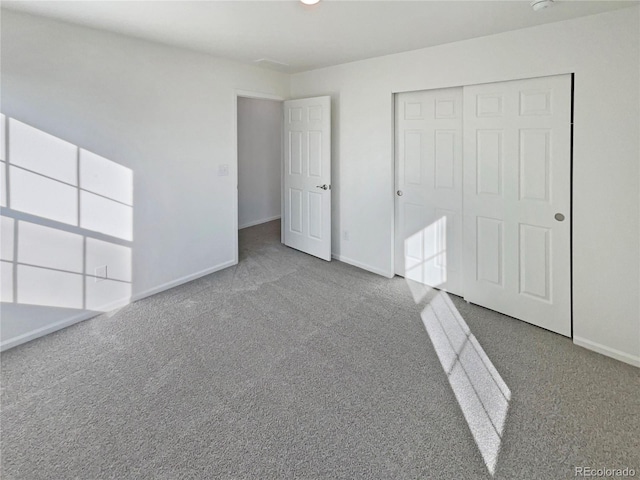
(530, 0), (555, 11)
(300, 0), (320, 5)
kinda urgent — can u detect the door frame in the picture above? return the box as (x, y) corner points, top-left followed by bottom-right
(391, 73), (574, 336)
(232, 89), (285, 266)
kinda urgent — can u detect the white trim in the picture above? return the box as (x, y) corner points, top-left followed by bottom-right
(281, 103), (285, 243)
(332, 253), (394, 278)
(389, 91), (397, 277)
(232, 92), (240, 266)
(91, 296), (130, 313)
(1, 259), (237, 352)
(235, 89), (285, 102)
(0, 310), (97, 352)
(239, 215), (281, 230)
(573, 336), (640, 368)
(233, 89), (286, 259)
(131, 259), (236, 302)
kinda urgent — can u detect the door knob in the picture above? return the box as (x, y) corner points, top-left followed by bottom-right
(554, 213), (565, 222)
(316, 184), (330, 190)
(397, 190), (403, 196)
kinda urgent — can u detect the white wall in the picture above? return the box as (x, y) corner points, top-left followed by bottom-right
(290, 7), (640, 366)
(237, 97), (282, 229)
(2, 8), (638, 366)
(0, 10), (289, 349)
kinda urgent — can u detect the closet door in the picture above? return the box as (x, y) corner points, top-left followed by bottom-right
(462, 74), (572, 336)
(395, 87), (464, 296)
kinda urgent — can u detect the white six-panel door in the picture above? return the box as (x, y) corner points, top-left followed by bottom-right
(462, 74), (572, 336)
(394, 87), (464, 296)
(395, 75), (572, 336)
(283, 96), (331, 261)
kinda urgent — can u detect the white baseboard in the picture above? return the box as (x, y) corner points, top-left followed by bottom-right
(93, 296), (132, 314)
(239, 215), (281, 230)
(573, 336), (640, 367)
(132, 259), (237, 301)
(331, 253), (394, 278)
(1, 259), (237, 352)
(0, 310), (97, 352)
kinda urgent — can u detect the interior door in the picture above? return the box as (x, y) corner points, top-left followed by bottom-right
(283, 96), (331, 261)
(394, 87), (464, 296)
(462, 74), (572, 336)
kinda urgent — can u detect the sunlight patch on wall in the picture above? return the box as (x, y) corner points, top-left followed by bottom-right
(10, 118), (78, 184)
(1, 260), (13, 301)
(0, 114), (133, 315)
(17, 264), (84, 309)
(10, 166), (78, 225)
(19, 221), (84, 273)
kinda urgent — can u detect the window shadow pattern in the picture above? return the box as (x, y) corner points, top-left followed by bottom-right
(0, 114), (133, 317)
(404, 218), (510, 476)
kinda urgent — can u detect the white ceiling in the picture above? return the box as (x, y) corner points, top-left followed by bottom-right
(3, 0), (637, 73)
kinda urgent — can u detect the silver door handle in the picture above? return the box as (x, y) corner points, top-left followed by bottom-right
(316, 184), (330, 190)
(555, 213), (565, 222)
(397, 190), (403, 196)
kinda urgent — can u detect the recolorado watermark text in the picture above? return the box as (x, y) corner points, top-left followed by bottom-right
(575, 466), (636, 477)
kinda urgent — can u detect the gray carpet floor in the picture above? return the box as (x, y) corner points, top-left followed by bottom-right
(1, 219), (639, 479)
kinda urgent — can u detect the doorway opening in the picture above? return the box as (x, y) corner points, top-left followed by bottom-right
(236, 94), (284, 261)
(234, 93), (333, 264)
